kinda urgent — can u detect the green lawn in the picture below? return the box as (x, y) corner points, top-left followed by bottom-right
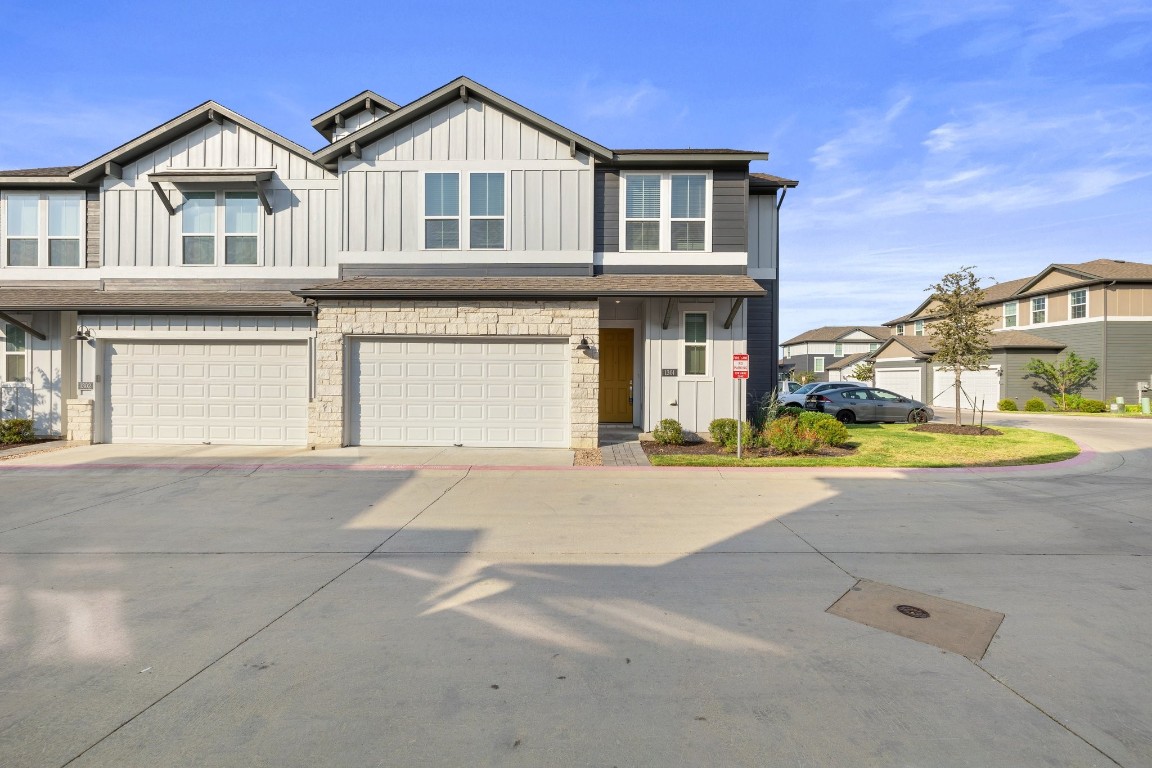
(646, 423), (1080, 468)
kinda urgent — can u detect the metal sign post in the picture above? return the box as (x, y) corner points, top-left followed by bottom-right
(733, 354), (749, 459)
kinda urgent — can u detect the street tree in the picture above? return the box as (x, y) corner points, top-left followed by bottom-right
(1024, 352), (1099, 410)
(850, 361), (874, 383)
(926, 267), (996, 424)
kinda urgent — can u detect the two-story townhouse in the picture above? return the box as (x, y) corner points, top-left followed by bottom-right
(778, 326), (887, 381)
(869, 259), (1152, 409)
(0, 77), (796, 448)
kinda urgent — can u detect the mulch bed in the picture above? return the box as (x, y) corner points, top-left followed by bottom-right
(641, 440), (855, 459)
(911, 423), (1002, 436)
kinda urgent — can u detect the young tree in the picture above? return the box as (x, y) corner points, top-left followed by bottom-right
(794, 370), (817, 384)
(850, 361), (875, 383)
(1024, 352), (1099, 410)
(926, 267), (996, 424)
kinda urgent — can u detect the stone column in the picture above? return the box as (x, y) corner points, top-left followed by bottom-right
(65, 399), (94, 443)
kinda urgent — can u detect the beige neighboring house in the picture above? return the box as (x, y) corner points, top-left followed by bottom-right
(870, 259), (1152, 409)
(0, 77), (797, 447)
(779, 325), (887, 382)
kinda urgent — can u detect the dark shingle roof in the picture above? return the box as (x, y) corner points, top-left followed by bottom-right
(1050, 259), (1152, 282)
(296, 274), (767, 298)
(0, 166), (80, 177)
(826, 351), (872, 370)
(613, 148), (762, 155)
(0, 287), (308, 312)
(749, 172), (799, 188)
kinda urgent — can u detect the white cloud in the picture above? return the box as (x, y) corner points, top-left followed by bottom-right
(575, 78), (666, 121)
(811, 94), (912, 169)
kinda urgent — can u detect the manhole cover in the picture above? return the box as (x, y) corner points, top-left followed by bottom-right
(896, 604), (931, 619)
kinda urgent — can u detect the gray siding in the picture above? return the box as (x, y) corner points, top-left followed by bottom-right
(747, 278), (777, 402)
(712, 170), (747, 253)
(594, 169), (619, 252)
(85, 190), (100, 268)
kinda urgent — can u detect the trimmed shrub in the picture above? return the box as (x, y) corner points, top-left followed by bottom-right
(778, 406), (805, 418)
(998, 398), (1018, 411)
(708, 418), (758, 451)
(1024, 397), (1047, 412)
(0, 419), (34, 445)
(765, 417), (822, 455)
(1056, 393), (1085, 411)
(1079, 399), (1107, 413)
(652, 418), (685, 445)
(796, 411), (850, 447)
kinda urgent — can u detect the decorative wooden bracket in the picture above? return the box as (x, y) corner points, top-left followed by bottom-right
(662, 297), (676, 330)
(0, 312), (46, 341)
(723, 297), (744, 329)
(150, 181), (176, 215)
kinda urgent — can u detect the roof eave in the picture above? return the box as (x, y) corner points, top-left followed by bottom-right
(0, 176), (90, 188)
(295, 287), (768, 300)
(612, 152), (769, 165)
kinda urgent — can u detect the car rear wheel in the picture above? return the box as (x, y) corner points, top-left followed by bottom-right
(907, 408), (929, 424)
(835, 410), (856, 424)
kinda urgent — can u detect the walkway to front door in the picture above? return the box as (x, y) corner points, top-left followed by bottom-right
(599, 327), (634, 423)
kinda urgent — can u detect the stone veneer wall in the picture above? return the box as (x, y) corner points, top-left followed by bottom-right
(310, 299), (599, 449)
(65, 399), (93, 443)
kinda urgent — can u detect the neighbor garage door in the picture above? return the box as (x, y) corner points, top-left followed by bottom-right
(874, 367), (923, 401)
(104, 341), (308, 445)
(932, 366), (1000, 410)
(352, 338), (568, 447)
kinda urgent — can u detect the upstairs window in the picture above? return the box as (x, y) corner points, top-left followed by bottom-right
(870, 342), (880, 352)
(3, 191), (83, 267)
(684, 312), (708, 375)
(896, 323), (905, 335)
(425, 173), (460, 249)
(625, 174), (661, 251)
(3, 323), (27, 383)
(670, 174), (706, 251)
(834, 342), (844, 356)
(181, 191), (259, 266)
(1031, 296), (1047, 324)
(1003, 301), (1018, 328)
(1070, 289), (1087, 319)
(914, 320), (925, 336)
(469, 173), (505, 249)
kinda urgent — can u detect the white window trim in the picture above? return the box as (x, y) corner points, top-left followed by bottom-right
(619, 171), (713, 253)
(467, 171), (508, 251)
(180, 190), (263, 267)
(896, 323), (905, 335)
(421, 172), (462, 251)
(2, 318), (31, 385)
(1003, 301), (1018, 328)
(1031, 296), (1047, 325)
(834, 342), (843, 356)
(813, 356), (826, 373)
(1069, 289), (1088, 320)
(914, 320), (925, 336)
(1, 190), (86, 269)
(681, 309), (712, 378)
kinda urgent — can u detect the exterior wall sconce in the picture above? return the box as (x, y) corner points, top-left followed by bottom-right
(575, 337), (590, 351)
(70, 326), (94, 341)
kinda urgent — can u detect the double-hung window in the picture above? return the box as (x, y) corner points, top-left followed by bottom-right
(182, 191), (259, 266)
(684, 312), (708, 376)
(425, 173), (460, 249)
(1031, 296), (1047, 324)
(834, 342), (844, 357)
(813, 357), (826, 373)
(625, 174), (661, 250)
(623, 172), (710, 251)
(3, 191), (83, 267)
(914, 320), (925, 336)
(3, 323), (27, 383)
(670, 174), (706, 251)
(469, 173), (504, 249)
(1003, 301), (1018, 328)
(1070, 289), (1087, 319)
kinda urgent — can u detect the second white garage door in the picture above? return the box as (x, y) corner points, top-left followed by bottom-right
(351, 338), (569, 447)
(874, 367), (923, 401)
(932, 366), (1001, 410)
(104, 341), (308, 445)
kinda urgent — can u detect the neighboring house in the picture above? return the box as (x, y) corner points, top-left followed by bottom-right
(826, 351), (872, 383)
(871, 259), (1152, 408)
(779, 326), (887, 381)
(0, 77), (797, 447)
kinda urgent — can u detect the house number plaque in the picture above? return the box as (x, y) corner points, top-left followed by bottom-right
(661, 369), (678, 377)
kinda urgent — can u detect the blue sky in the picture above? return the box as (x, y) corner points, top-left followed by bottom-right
(2, 0), (1149, 346)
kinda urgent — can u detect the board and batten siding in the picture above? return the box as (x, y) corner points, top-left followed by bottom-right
(746, 195), (777, 274)
(342, 99), (593, 254)
(102, 118), (339, 270)
(1, 311), (73, 436)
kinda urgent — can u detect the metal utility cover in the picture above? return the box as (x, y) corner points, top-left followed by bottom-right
(827, 579), (1005, 660)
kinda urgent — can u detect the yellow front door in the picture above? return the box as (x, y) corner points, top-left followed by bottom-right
(599, 328), (634, 422)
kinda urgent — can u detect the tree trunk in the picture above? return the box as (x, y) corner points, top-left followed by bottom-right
(954, 369), (962, 425)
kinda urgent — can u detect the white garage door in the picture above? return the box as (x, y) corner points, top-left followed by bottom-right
(104, 341), (308, 445)
(352, 338), (568, 447)
(932, 367), (1000, 410)
(874, 367), (923, 401)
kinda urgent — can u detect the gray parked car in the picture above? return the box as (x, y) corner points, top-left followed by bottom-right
(803, 387), (934, 424)
(778, 381), (859, 408)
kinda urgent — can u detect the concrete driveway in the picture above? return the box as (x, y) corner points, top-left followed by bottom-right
(1, 416), (1149, 767)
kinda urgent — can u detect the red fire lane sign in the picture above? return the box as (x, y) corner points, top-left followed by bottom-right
(733, 353), (749, 379)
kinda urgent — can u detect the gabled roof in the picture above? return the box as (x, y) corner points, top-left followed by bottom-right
(1017, 258), (1152, 293)
(311, 90), (401, 142)
(781, 325), (889, 345)
(826, 351), (871, 370)
(871, 335), (937, 360)
(314, 76), (614, 165)
(871, 330), (1065, 360)
(69, 101), (318, 184)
